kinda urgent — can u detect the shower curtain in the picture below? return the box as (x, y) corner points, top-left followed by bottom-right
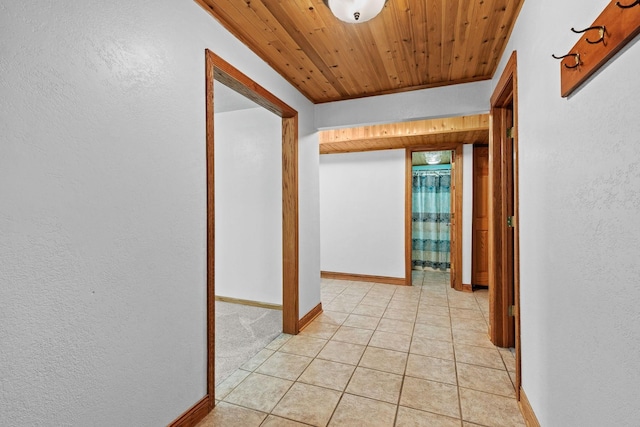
(412, 168), (451, 271)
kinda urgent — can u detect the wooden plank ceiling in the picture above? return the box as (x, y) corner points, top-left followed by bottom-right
(319, 114), (489, 154)
(196, 0), (523, 103)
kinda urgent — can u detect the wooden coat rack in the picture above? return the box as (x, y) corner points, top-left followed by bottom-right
(553, 1), (640, 97)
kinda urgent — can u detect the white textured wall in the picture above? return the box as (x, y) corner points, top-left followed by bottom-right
(315, 80), (492, 129)
(316, 80), (490, 283)
(319, 148), (475, 282)
(319, 150), (405, 278)
(494, 1), (640, 425)
(0, 1), (319, 425)
(462, 145), (474, 284)
(215, 107), (282, 305)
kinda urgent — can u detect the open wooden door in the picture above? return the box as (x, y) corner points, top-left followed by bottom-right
(505, 109), (516, 346)
(472, 145), (490, 287)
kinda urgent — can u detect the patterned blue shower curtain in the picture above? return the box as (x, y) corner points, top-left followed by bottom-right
(412, 169), (451, 271)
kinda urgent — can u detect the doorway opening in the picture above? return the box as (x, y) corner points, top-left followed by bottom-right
(405, 144), (463, 291)
(205, 50), (299, 408)
(212, 79), (284, 386)
(409, 150), (453, 288)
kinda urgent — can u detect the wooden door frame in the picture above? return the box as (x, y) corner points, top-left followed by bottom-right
(488, 51), (521, 397)
(206, 49), (299, 409)
(405, 144), (463, 291)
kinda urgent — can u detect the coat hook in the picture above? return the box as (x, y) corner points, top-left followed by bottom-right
(616, 0), (640, 8)
(571, 25), (606, 44)
(552, 52), (581, 69)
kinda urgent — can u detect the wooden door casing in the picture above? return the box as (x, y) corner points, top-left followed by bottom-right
(450, 149), (457, 289)
(488, 51), (521, 400)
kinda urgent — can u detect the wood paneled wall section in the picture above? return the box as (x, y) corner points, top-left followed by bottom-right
(320, 114), (489, 154)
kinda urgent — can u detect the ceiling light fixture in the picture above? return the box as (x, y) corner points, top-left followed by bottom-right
(425, 152), (442, 165)
(323, 0), (387, 24)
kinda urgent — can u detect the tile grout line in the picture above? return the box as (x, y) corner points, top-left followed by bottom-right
(438, 271), (465, 426)
(392, 281), (421, 426)
(326, 283), (393, 426)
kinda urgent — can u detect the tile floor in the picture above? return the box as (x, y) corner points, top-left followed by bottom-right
(198, 270), (525, 427)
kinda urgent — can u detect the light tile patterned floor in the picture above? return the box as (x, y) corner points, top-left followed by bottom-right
(199, 270), (525, 427)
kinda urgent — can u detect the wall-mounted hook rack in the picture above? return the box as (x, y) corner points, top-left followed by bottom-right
(552, 52), (581, 68)
(570, 26), (606, 44)
(556, 1), (640, 97)
(616, 0), (640, 8)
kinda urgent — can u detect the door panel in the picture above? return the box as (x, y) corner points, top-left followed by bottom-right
(505, 108), (515, 342)
(472, 146), (489, 286)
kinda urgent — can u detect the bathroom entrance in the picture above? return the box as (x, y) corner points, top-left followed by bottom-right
(406, 146), (462, 290)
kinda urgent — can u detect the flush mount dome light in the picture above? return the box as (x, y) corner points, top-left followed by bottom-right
(426, 152), (442, 165)
(323, 0), (387, 24)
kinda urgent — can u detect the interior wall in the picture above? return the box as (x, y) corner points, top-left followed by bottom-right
(215, 107), (282, 305)
(316, 81), (489, 283)
(315, 80), (492, 129)
(493, 0), (640, 425)
(0, 1), (319, 425)
(319, 150), (405, 278)
(319, 147), (476, 283)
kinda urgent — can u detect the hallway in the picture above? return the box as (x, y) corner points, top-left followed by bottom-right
(200, 272), (524, 426)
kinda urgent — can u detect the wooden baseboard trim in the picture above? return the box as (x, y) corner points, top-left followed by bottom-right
(168, 395), (211, 427)
(215, 295), (282, 310)
(321, 271), (406, 286)
(298, 302), (323, 331)
(519, 387), (541, 427)
(462, 283), (473, 293)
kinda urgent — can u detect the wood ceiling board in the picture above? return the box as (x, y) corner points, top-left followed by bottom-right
(426, 0), (444, 84)
(197, 0), (524, 103)
(261, 1), (352, 96)
(474, 0), (522, 77)
(449, 1), (469, 78)
(196, 0), (340, 101)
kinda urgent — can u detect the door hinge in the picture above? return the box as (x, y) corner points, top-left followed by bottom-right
(506, 127), (514, 139)
(507, 216), (515, 228)
(508, 305), (516, 317)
